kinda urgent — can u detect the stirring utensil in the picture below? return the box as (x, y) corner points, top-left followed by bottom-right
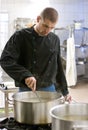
(34, 91), (42, 102)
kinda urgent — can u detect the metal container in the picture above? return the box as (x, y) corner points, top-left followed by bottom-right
(50, 103), (88, 130)
(13, 91), (63, 124)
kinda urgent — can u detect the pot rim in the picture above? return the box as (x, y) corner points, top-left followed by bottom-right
(13, 91), (62, 103)
(50, 103), (88, 120)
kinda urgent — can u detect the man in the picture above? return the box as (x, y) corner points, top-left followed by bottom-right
(0, 7), (71, 102)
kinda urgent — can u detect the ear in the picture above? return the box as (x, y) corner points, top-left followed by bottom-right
(37, 16), (41, 22)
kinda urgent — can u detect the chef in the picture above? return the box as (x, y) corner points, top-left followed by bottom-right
(0, 7), (72, 103)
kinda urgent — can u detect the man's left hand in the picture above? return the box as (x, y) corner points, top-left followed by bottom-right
(64, 94), (72, 103)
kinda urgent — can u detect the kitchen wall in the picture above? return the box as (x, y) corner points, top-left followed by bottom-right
(0, 0), (87, 37)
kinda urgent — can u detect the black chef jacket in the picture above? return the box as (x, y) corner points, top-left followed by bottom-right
(0, 26), (69, 96)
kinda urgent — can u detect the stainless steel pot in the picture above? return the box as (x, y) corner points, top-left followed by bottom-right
(13, 91), (63, 124)
(50, 103), (88, 130)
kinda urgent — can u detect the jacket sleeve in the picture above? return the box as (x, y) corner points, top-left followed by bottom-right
(56, 38), (69, 96)
(0, 31), (33, 84)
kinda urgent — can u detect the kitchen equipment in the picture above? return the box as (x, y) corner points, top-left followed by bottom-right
(50, 103), (88, 130)
(34, 91), (42, 102)
(0, 117), (51, 130)
(13, 91), (63, 124)
(73, 20), (84, 30)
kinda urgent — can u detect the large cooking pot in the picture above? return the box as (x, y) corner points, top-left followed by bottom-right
(13, 91), (63, 124)
(50, 103), (88, 130)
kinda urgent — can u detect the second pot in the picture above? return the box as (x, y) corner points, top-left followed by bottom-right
(50, 103), (88, 130)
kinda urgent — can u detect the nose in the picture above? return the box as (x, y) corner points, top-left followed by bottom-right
(45, 27), (52, 33)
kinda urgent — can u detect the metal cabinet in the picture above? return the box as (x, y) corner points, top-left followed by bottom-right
(54, 27), (88, 77)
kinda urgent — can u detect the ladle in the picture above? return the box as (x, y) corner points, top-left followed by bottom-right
(34, 91), (42, 102)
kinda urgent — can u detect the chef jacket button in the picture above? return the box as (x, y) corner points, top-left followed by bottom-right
(33, 61), (36, 64)
(49, 61), (51, 63)
(34, 49), (36, 52)
(33, 37), (35, 40)
(46, 73), (49, 76)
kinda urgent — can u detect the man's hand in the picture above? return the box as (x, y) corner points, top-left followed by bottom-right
(25, 77), (36, 91)
(64, 94), (72, 103)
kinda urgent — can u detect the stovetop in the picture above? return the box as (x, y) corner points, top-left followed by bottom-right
(0, 117), (51, 130)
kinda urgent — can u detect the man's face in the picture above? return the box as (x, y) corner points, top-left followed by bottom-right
(36, 16), (57, 36)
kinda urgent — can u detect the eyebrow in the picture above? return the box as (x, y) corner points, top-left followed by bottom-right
(42, 23), (55, 29)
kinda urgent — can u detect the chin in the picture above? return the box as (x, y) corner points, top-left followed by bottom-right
(39, 31), (49, 36)
(43, 32), (49, 36)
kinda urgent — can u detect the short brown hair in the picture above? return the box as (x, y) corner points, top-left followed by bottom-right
(40, 7), (59, 23)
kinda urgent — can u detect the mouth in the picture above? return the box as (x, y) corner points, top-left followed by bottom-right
(41, 31), (49, 36)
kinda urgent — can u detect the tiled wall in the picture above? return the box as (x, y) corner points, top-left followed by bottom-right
(0, 0), (87, 37)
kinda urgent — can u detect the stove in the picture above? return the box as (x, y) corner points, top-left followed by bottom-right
(0, 117), (51, 130)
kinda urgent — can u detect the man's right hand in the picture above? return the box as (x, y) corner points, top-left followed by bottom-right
(25, 77), (36, 91)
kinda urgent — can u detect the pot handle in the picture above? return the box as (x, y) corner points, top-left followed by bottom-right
(64, 98), (78, 104)
(56, 97), (77, 104)
(72, 125), (88, 130)
(56, 96), (66, 104)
